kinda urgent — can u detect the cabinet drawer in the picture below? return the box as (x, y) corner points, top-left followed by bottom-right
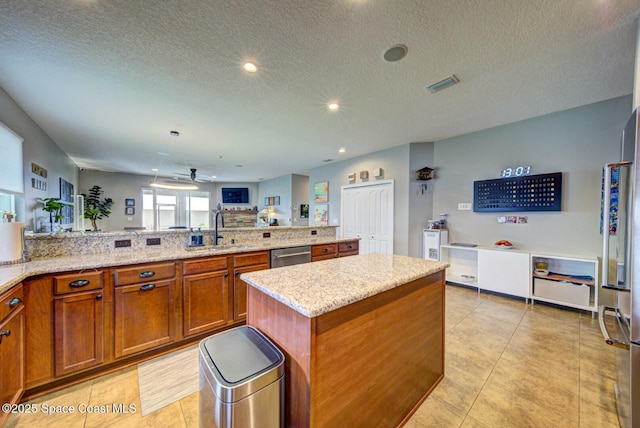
(184, 257), (228, 276)
(113, 262), (176, 286)
(233, 251), (270, 268)
(338, 241), (359, 255)
(533, 278), (591, 307)
(54, 271), (104, 295)
(312, 244), (337, 257)
(0, 285), (23, 321)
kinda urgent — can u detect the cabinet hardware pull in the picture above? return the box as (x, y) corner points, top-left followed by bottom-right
(235, 271), (240, 276)
(8, 297), (22, 307)
(96, 294), (103, 300)
(139, 283), (156, 291)
(0, 330), (11, 344)
(322, 248), (328, 253)
(139, 271), (155, 278)
(69, 279), (90, 288)
(224, 273), (229, 278)
(347, 245), (352, 249)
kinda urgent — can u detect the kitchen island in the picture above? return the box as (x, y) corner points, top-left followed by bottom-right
(241, 253), (449, 427)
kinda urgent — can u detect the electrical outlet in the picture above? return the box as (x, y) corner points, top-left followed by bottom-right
(263, 232), (271, 238)
(458, 203), (472, 211)
(114, 239), (131, 248)
(311, 230), (317, 235)
(146, 238), (161, 246)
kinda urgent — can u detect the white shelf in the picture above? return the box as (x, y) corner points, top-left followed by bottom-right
(441, 245), (600, 311)
(530, 254), (598, 313)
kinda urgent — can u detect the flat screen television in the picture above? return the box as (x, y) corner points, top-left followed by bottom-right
(221, 187), (249, 204)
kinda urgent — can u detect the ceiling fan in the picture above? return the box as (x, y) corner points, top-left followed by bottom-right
(172, 168), (214, 183)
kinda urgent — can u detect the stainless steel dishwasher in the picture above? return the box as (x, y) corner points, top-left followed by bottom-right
(270, 246), (311, 268)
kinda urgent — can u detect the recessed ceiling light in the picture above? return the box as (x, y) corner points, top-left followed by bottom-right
(328, 102), (340, 111)
(339, 148), (346, 153)
(152, 168), (159, 172)
(243, 63), (258, 73)
(158, 152), (169, 156)
(383, 44), (408, 62)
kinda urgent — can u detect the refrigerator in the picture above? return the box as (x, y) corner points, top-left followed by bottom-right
(599, 108), (640, 428)
(423, 229), (448, 261)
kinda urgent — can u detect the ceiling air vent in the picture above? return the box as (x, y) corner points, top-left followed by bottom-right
(426, 74), (460, 93)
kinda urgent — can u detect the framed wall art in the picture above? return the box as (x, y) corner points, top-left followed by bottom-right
(314, 181), (328, 203)
(314, 204), (328, 226)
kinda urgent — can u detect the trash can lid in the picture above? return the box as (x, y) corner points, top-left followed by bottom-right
(202, 325), (283, 385)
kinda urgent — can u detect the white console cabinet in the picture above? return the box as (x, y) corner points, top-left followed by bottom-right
(478, 249), (530, 299)
(441, 245), (598, 312)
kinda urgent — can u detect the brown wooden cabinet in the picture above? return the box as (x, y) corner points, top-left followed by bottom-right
(113, 263), (177, 358)
(231, 251), (270, 321)
(338, 240), (359, 257)
(311, 243), (338, 261)
(183, 256), (229, 337)
(53, 271), (105, 377)
(0, 284), (25, 426)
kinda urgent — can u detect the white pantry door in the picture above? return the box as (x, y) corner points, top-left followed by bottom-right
(341, 180), (394, 254)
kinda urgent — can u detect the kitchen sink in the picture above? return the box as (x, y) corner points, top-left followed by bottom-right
(185, 243), (257, 251)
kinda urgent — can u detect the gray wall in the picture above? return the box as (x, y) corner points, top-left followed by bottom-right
(308, 142), (434, 257)
(292, 174), (310, 226)
(0, 87), (78, 231)
(257, 174), (292, 226)
(433, 95), (632, 257)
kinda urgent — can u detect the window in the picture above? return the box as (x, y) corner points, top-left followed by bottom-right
(142, 188), (210, 231)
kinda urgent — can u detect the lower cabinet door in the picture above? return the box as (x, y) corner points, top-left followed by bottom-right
(0, 305), (25, 420)
(183, 271), (229, 337)
(233, 264), (269, 321)
(54, 291), (104, 376)
(114, 280), (175, 358)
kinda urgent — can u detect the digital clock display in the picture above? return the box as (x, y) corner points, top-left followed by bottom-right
(500, 166), (531, 178)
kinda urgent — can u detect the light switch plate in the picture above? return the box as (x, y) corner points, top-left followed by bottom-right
(458, 203), (472, 211)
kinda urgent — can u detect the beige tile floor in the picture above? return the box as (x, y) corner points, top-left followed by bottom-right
(6, 285), (620, 427)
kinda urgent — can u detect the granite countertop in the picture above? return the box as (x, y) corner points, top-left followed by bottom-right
(0, 236), (355, 295)
(241, 253), (449, 318)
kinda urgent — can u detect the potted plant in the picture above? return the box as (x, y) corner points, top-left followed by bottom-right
(82, 185), (113, 231)
(42, 197), (64, 232)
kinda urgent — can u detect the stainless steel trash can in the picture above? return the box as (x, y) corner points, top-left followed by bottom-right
(199, 325), (285, 428)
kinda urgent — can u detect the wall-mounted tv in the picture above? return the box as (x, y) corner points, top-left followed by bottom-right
(221, 187), (249, 204)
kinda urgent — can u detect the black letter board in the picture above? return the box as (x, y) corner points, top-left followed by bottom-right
(473, 172), (562, 212)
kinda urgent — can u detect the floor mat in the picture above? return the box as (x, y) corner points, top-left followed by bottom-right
(137, 345), (200, 416)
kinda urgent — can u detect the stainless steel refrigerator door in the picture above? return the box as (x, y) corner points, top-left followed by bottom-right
(617, 343), (640, 428)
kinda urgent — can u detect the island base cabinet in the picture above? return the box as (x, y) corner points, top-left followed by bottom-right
(54, 291), (104, 376)
(247, 271), (445, 427)
(114, 280), (176, 358)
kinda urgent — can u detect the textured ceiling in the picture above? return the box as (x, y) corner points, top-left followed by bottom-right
(1, 0), (639, 182)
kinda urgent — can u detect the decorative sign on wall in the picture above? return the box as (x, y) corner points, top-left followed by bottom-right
(314, 204), (328, 225)
(474, 172), (562, 212)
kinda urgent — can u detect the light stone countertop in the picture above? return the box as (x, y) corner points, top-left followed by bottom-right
(241, 253), (449, 318)
(0, 236), (355, 295)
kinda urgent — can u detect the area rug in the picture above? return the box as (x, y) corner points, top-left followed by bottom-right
(138, 345), (200, 416)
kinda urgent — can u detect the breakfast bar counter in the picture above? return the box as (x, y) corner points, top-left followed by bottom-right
(241, 253), (449, 427)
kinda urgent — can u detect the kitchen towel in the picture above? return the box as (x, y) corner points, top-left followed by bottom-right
(0, 222), (24, 263)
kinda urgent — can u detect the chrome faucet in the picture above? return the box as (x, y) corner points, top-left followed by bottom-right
(214, 211), (225, 245)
